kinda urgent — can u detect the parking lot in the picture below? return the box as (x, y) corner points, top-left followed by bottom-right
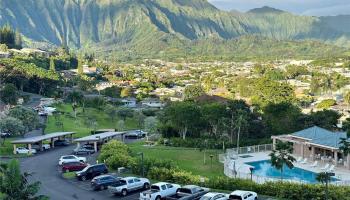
(19, 140), (143, 200)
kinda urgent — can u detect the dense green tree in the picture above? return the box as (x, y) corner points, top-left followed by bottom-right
(117, 107), (134, 121)
(0, 83), (19, 105)
(263, 102), (303, 135)
(104, 104), (118, 123)
(163, 101), (203, 140)
(308, 110), (341, 130)
(316, 99), (336, 109)
(184, 84), (205, 101)
(201, 103), (227, 137)
(98, 140), (135, 170)
(117, 120), (125, 131)
(225, 100), (252, 142)
(120, 87), (132, 98)
(8, 106), (39, 135)
(285, 65), (309, 79)
(0, 159), (46, 200)
(0, 117), (25, 144)
(66, 91), (83, 118)
(269, 141), (296, 181)
(251, 78), (295, 108)
(144, 116), (159, 135)
(339, 138), (350, 170)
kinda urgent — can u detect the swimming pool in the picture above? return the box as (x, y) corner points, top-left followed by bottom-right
(246, 160), (338, 183)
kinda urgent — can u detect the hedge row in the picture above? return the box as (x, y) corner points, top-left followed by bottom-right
(162, 137), (272, 149)
(148, 167), (350, 200)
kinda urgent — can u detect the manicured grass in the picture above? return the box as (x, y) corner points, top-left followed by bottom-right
(46, 103), (139, 138)
(128, 142), (224, 178)
(62, 172), (76, 179)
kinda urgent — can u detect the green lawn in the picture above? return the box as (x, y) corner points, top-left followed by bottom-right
(128, 142), (224, 178)
(46, 103), (139, 138)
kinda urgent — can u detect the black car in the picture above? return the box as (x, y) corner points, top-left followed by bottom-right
(73, 146), (95, 155)
(54, 140), (70, 146)
(91, 175), (120, 190)
(76, 164), (108, 181)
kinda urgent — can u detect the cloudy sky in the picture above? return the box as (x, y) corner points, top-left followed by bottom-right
(208, 0), (350, 16)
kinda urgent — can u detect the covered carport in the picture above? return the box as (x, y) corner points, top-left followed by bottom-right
(11, 132), (75, 154)
(74, 131), (126, 152)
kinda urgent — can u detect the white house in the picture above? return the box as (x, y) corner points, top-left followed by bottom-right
(121, 98), (137, 108)
(141, 98), (164, 108)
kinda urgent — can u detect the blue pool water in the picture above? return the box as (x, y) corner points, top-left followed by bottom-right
(246, 160), (338, 183)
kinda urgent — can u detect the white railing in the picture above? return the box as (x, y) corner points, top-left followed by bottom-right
(222, 155), (350, 185)
(226, 144), (272, 156)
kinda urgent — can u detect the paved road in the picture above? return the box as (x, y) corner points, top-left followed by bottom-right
(20, 145), (141, 200)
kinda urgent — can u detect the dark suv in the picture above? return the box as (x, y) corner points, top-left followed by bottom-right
(54, 140), (69, 146)
(76, 164), (108, 181)
(91, 175), (120, 190)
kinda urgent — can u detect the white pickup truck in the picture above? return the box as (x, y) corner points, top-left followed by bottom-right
(108, 176), (150, 196)
(140, 182), (181, 200)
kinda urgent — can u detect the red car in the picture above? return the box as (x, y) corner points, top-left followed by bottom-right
(62, 161), (87, 173)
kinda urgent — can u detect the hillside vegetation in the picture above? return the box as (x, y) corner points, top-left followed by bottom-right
(0, 0), (349, 60)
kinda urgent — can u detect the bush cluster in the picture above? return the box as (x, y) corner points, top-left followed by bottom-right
(162, 137), (271, 150)
(148, 167), (350, 200)
(98, 140), (136, 169)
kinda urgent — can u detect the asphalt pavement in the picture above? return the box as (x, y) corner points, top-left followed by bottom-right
(19, 145), (142, 200)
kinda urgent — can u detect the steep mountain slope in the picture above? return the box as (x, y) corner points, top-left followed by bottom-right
(0, 0), (349, 59)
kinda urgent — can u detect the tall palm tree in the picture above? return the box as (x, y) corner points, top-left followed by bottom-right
(269, 141), (296, 181)
(339, 137), (350, 170)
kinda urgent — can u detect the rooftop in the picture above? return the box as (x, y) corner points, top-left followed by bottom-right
(11, 132), (75, 144)
(291, 126), (348, 149)
(74, 131), (125, 142)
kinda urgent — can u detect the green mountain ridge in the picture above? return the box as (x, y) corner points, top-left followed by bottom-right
(0, 0), (349, 59)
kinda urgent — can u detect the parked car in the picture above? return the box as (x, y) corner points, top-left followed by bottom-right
(108, 176), (150, 196)
(91, 175), (120, 191)
(54, 139), (70, 146)
(0, 132), (10, 138)
(16, 147), (37, 154)
(76, 164), (108, 181)
(32, 143), (50, 151)
(200, 192), (228, 200)
(73, 146), (95, 155)
(62, 161), (87, 173)
(229, 190), (258, 200)
(59, 155), (86, 165)
(125, 130), (147, 138)
(140, 182), (181, 200)
(165, 185), (209, 200)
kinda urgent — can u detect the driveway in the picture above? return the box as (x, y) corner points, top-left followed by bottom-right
(20, 145), (141, 200)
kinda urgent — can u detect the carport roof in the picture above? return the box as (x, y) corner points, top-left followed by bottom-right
(74, 131), (125, 142)
(11, 132), (75, 144)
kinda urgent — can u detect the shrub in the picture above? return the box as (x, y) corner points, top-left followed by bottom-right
(167, 137), (271, 149)
(132, 158), (175, 176)
(316, 99), (336, 109)
(98, 140), (135, 169)
(146, 167), (350, 200)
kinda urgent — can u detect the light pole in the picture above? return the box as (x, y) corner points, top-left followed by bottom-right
(249, 167), (255, 181)
(325, 172), (335, 200)
(137, 152), (144, 177)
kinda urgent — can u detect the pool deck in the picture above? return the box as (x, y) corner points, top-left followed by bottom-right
(224, 151), (350, 185)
